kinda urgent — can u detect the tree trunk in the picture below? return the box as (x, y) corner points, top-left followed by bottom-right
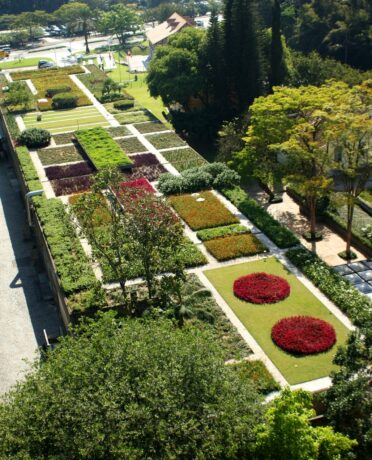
(345, 200), (354, 257)
(309, 197), (317, 239)
(84, 23), (90, 54)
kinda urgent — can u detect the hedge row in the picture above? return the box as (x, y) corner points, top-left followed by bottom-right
(196, 224), (250, 242)
(223, 187), (299, 249)
(33, 197), (96, 296)
(16, 146), (43, 192)
(286, 247), (371, 328)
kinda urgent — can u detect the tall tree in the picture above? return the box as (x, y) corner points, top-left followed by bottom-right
(56, 2), (95, 53)
(12, 10), (53, 39)
(98, 4), (142, 48)
(224, 0), (263, 112)
(270, 0), (287, 88)
(0, 315), (263, 458)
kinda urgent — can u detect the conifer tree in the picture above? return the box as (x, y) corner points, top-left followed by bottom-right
(270, 0), (287, 88)
(224, 0), (263, 112)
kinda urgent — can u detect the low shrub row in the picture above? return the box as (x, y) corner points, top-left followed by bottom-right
(16, 146), (42, 191)
(113, 100), (134, 110)
(115, 110), (155, 125)
(145, 132), (185, 150)
(52, 132), (74, 145)
(223, 187), (299, 249)
(45, 86), (71, 98)
(197, 224), (250, 241)
(75, 127), (133, 169)
(33, 196), (96, 296)
(158, 163), (240, 195)
(51, 174), (92, 197)
(45, 161), (94, 181)
(11, 65), (84, 81)
(286, 247), (372, 327)
(52, 93), (78, 109)
(134, 122), (169, 134)
(18, 128), (51, 149)
(37, 145), (83, 166)
(107, 125), (130, 137)
(204, 234), (266, 261)
(168, 191), (239, 231)
(161, 147), (207, 173)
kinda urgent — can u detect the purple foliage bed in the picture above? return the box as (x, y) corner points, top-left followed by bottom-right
(45, 161), (95, 180)
(51, 174), (92, 196)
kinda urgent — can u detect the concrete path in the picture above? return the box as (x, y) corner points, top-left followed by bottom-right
(0, 160), (61, 394)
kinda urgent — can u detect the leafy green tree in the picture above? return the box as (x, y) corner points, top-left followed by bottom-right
(56, 2), (95, 54)
(0, 314), (263, 459)
(4, 81), (32, 111)
(270, 0), (287, 88)
(323, 328), (372, 460)
(12, 10), (53, 39)
(98, 4), (142, 48)
(254, 388), (357, 460)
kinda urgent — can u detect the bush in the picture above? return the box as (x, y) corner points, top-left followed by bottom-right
(16, 146), (43, 191)
(17, 128), (51, 149)
(158, 162), (240, 195)
(99, 92), (125, 103)
(223, 187), (299, 249)
(271, 316), (336, 355)
(286, 247), (371, 327)
(233, 273), (290, 304)
(113, 100), (135, 110)
(46, 86), (71, 98)
(52, 93), (78, 109)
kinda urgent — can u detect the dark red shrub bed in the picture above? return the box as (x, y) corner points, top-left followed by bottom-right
(118, 178), (155, 201)
(233, 272), (290, 304)
(271, 316), (336, 355)
(129, 153), (161, 168)
(51, 174), (92, 197)
(45, 161), (94, 180)
(122, 153), (167, 181)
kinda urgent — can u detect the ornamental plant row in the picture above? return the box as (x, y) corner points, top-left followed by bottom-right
(286, 247), (372, 328)
(75, 127), (133, 169)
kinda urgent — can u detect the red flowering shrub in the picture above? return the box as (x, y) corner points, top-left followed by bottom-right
(233, 272), (290, 304)
(117, 177), (155, 201)
(271, 316), (336, 354)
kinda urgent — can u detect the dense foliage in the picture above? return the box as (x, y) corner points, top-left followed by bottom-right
(0, 315), (263, 459)
(271, 316), (336, 355)
(233, 273), (290, 304)
(17, 127), (51, 148)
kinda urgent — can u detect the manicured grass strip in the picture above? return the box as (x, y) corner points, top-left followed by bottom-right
(0, 57), (53, 70)
(116, 136), (147, 154)
(230, 360), (280, 394)
(75, 127), (133, 169)
(145, 132), (186, 150)
(204, 234), (266, 261)
(134, 121), (169, 134)
(33, 196), (96, 295)
(197, 224), (250, 241)
(38, 145), (84, 166)
(168, 191), (239, 231)
(161, 147), (207, 172)
(286, 247), (371, 328)
(223, 186), (299, 249)
(204, 257), (349, 385)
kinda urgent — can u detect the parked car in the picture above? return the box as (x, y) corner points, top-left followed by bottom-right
(38, 60), (55, 69)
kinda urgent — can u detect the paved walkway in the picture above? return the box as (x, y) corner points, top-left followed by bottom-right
(0, 160), (61, 394)
(247, 184), (364, 266)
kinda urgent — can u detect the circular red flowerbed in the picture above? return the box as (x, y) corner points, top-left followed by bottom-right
(271, 316), (336, 355)
(233, 272), (290, 304)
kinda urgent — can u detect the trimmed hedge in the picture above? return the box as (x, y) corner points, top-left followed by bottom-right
(17, 128), (51, 149)
(223, 187), (299, 249)
(52, 93), (78, 109)
(75, 127), (133, 169)
(286, 247), (372, 328)
(16, 146), (42, 191)
(197, 224), (250, 241)
(33, 197), (96, 296)
(158, 163), (240, 195)
(113, 100), (135, 110)
(46, 86), (71, 98)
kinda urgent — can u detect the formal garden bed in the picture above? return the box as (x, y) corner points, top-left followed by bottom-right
(161, 147), (208, 172)
(134, 121), (169, 134)
(229, 360), (280, 394)
(123, 153), (167, 182)
(75, 127), (133, 169)
(37, 144), (84, 166)
(45, 161), (95, 181)
(116, 136), (148, 154)
(168, 192), (239, 231)
(51, 174), (93, 197)
(204, 257), (349, 384)
(145, 132), (186, 150)
(115, 110), (155, 125)
(233, 273), (290, 304)
(52, 132), (75, 145)
(197, 224), (250, 241)
(117, 178), (155, 200)
(107, 126), (131, 137)
(204, 234), (266, 261)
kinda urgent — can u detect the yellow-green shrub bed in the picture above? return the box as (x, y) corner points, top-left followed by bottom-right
(204, 234), (266, 261)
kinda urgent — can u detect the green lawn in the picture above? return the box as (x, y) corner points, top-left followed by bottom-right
(204, 257), (350, 385)
(107, 52), (170, 127)
(0, 57), (53, 70)
(23, 106), (110, 134)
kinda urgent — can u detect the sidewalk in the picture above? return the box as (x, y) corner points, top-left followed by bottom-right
(0, 160), (61, 394)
